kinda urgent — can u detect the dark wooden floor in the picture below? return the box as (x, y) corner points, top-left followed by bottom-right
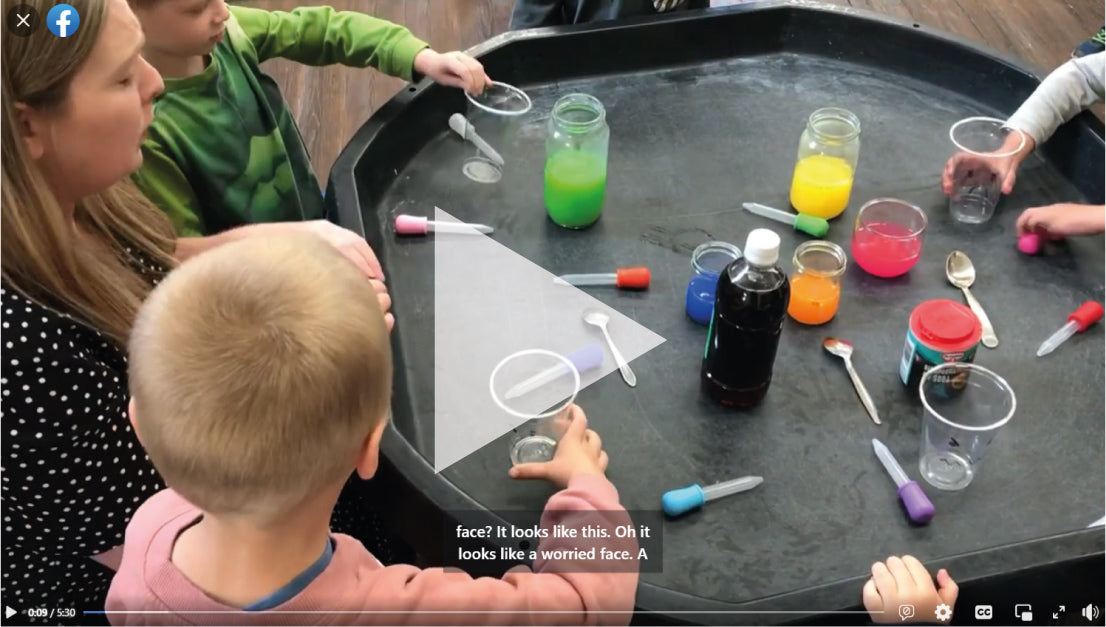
(243, 0), (1104, 182)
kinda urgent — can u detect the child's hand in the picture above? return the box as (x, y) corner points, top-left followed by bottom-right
(1016, 202), (1106, 238)
(508, 405), (609, 488)
(863, 556), (958, 624)
(941, 130), (1034, 196)
(282, 220), (385, 281)
(941, 151), (1020, 196)
(369, 279), (394, 332)
(413, 50), (492, 95)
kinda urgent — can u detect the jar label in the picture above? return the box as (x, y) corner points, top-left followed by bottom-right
(704, 313), (716, 360)
(898, 334), (916, 385)
(901, 328), (979, 388)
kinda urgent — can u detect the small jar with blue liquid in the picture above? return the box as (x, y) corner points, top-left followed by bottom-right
(686, 241), (742, 325)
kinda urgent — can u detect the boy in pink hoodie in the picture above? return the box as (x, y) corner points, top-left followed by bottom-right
(106, 232), (639, 625)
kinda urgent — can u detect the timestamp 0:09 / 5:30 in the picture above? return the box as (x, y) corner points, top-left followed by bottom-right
(26, 608), (77, 619)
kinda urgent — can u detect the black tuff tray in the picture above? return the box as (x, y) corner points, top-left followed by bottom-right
(326, 2), (1105, 623)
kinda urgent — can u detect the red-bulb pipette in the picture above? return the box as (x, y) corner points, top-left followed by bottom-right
(1037, 301), (1104, 357)
(554, 267), (651, 290)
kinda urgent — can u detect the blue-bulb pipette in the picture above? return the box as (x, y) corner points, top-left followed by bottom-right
(661, 476), (763, 517)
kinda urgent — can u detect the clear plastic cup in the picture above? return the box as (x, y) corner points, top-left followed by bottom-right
(918, 363), (1016, 491)
(507, 407), (576, 466)
(460, 81), (532, 184)
(947, 117), (1026, 224)
(489, 348), (580, 466)
(850, 198), (927, 278)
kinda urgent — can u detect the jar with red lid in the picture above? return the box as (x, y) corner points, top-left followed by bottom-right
(899, 299), (983, 389)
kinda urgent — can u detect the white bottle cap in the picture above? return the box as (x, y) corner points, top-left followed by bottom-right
(744, 229), (780, 266)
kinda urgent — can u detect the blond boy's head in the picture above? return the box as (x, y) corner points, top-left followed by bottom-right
(129, 232), (392, 524)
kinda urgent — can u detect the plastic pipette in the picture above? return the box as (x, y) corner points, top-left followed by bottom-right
(554, 267), (651, 290)
(1037, 301), (1104, 357)
(503, 344), (605, 400)
(661, 476), (763, 517)
(742, 202), (829, 237)
(448, 113), (505, 166)
(394, 213), (493, 236)
(872, 438), (934, 524)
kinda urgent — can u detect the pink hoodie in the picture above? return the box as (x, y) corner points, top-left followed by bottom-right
(106, 474), (639, 625)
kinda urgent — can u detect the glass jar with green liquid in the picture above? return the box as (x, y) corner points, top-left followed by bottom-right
(544, 94), (609, 229)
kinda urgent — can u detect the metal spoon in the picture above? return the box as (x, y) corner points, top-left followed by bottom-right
(945, 251), (998, 348)
(822, 338), (881, 425)
(583, 309), (636, 387)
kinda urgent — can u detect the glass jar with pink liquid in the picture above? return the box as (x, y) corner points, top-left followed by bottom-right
(851, 198), (927, 278)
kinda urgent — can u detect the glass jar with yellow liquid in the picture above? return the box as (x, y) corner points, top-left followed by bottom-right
(789, 108), (861, 220)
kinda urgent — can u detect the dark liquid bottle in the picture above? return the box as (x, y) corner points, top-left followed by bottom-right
(701, 229), (790, 408)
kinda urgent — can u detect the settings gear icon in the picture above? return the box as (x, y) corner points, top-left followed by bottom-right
(934, 603), (952, 622)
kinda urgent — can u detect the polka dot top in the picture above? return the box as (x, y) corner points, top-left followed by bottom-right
(1, 283), (164, 621)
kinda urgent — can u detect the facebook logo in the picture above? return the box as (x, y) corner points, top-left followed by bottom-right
(46, 3), (79, 37)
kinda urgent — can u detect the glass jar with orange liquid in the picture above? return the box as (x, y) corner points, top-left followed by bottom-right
(787, 240), (847, 325)
(789, 108), (861, 220)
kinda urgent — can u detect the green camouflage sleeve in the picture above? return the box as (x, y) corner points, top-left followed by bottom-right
(229, 5), (430, 82)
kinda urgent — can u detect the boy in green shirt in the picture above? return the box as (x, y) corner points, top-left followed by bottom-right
(131, 1), (491, 236)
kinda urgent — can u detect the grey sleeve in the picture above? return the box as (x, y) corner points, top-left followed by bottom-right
(1005, 52), (1105, 144)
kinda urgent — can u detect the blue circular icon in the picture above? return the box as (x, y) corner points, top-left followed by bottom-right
(46, 3), (79, 37)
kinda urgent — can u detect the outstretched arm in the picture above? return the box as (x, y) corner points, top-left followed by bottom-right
(232, 5), (429, 81)
(1006, 52), (1105, 146)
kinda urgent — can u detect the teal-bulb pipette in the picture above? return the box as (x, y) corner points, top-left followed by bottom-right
(661, 476), (763, 517)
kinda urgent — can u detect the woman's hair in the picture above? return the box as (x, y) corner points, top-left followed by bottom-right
(1, 0), (177, 344)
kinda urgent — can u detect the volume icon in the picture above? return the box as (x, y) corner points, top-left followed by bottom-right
(1082, 604), (1100, 621)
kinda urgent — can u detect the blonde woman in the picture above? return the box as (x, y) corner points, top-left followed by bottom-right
(1, 0), (393, 619)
